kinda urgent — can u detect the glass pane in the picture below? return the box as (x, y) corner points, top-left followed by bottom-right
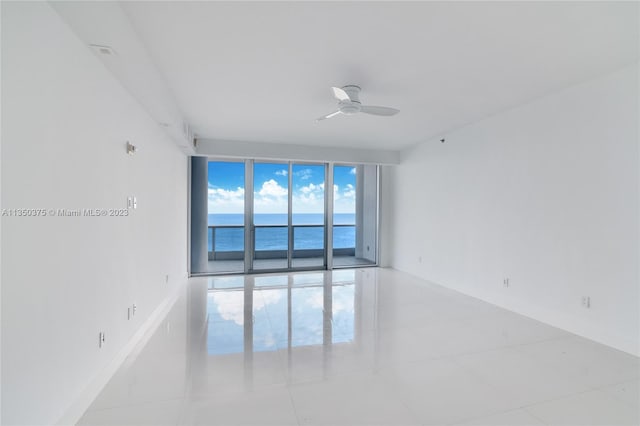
(333, 165), (377, 267)
(292, 164), (325, 268)
(207, 161), (245, 273)
(333, 225), (355, 249)
(253, 163), (289, 270)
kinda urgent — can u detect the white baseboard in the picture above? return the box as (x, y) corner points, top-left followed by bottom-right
(55, 284), (184, 425)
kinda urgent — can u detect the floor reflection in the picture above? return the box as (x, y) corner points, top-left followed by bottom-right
(204, 271), (359, 355)
(79, 268), (640, 426)
(187, 269), (379, 397)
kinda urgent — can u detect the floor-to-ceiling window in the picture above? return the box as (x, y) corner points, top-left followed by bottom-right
(190, 159), (378, 275)
(291, 164), (325, 269)
(252, 162), (289, 271)
(333, 164), (377, 267)
(332, 165), (357, 265)
(207, 161), (246, 274)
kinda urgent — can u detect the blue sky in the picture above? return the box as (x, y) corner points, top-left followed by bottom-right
(208, 162), (356, 214)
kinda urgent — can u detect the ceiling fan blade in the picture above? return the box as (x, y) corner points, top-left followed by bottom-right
(316, 111), (342, 122)
(360, 105), (399, 116)
(331, 87), (350, 102)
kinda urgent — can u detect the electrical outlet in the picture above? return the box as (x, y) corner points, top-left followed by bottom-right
(581, 296), (591, 308)
(98, 332), (105, 348)
(503, 278), (510, 288)
(132, 303), (137, 316)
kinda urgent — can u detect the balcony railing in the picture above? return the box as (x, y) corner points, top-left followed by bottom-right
(208, 224), (356, 260)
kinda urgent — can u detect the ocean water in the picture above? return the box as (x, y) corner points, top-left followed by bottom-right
(208, 213), (355, 251)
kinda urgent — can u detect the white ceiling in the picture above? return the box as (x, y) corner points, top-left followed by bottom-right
(75, 2), (640, 150)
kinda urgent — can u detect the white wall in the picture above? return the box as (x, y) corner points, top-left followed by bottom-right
(1, 3), (188, 425)
(389, 64), (639, 356)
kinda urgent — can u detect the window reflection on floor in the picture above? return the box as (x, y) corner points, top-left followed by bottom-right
(332, 284), (355, 343)
(291, 286), (324, 346)
(208, 275), (245, 290)
(205, 271), (357, 355)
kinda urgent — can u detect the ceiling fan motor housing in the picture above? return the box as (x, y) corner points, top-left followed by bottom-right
(339, 85), (361, 115)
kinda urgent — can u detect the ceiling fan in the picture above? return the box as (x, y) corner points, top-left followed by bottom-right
(316, 85), (400, 122)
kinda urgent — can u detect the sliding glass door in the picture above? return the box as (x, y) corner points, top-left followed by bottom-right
(251, 162), (326, 272)
(291, 164), (325, 269)
(191, 159), (378, 275)
(333, 164), (377, 267)
(252, 162), (289, 271)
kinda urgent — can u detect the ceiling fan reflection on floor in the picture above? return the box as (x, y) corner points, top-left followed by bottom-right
(316, 85), (400, 122)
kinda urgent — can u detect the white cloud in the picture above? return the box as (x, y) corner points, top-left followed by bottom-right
(349, 167), (356, 175)
(299, 192), (317, 202)
(258, 179), (288, 197)
(210, 178), (355, 215)
(294, 168), (313, 180)
(209, 186), (244, 200)
(334, 183), (355, 214)
(293, 182), (325, 213)
(254, 179), (288, 213)
(300, 183), (319, 194)
(208, 186), (245, 214)
(343, 183), (355, 199)
(275, 169), (287, 176)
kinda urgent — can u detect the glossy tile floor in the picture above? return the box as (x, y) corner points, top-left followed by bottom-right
(78, 268), (640, 425)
